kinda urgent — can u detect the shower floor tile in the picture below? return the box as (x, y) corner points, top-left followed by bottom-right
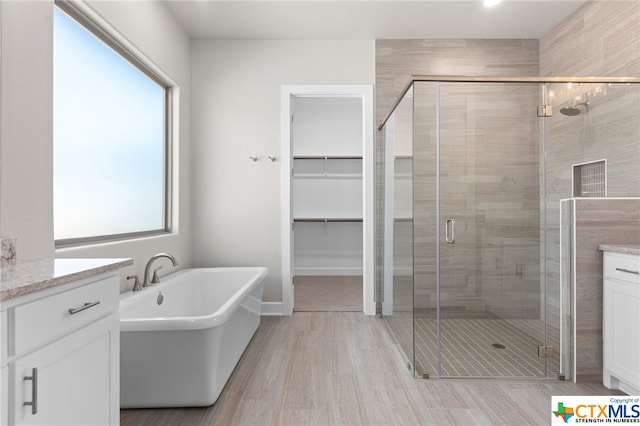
(385, 316), (560, 378)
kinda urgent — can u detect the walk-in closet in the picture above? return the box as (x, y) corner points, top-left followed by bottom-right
(281, 85), (374, 315)
(291, 96), (364, 311)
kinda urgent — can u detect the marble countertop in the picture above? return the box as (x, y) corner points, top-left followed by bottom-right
(0, 258), (132, 302)
(599, 244), (640, 256)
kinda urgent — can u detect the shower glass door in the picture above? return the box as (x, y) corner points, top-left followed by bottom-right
(413, 81), (548, 378)
(382, 77), (639, 380)
(381, 85), (417, 370)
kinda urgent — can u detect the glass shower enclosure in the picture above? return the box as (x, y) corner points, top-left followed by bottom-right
(379, 77), (640, 379)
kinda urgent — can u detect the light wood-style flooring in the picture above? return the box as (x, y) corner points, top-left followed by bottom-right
(293, 276), (362, 312)
(121, 312), (622, 426)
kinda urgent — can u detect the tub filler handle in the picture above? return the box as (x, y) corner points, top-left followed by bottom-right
(127, 275), (142, 291)
(152, 267), (163, 284)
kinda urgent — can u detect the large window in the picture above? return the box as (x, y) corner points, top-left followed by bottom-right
(53, 3), (170, 245)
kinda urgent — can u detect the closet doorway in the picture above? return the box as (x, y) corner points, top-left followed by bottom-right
(280, 85), (374, 315)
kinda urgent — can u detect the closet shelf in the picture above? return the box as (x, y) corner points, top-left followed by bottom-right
(293, 155), (363, 160)
(293, 173), (362, 179)
(294, 218), (363, 223)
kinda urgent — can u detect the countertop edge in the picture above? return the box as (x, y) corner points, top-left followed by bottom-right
(599, 245), (640, 256)
(0, 258), (133, 302)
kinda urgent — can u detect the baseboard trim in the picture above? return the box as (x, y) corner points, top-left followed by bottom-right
(261, 302), (284, 316)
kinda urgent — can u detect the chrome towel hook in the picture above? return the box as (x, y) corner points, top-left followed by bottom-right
(249, 156), (258, 162)
(268, 156), (277, 162)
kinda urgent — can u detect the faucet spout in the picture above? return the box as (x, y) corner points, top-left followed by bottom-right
(143, 252), (178, 287)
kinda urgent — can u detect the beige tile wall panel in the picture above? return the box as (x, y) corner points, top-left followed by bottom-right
(540, 0), (640, 382)
(540, 1), (640, 78)
(572, 198), (640, 381)
(376, 39), (540, 126)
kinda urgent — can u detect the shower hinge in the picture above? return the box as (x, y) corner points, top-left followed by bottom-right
(537, 105), (553, 117)
(538, 345), (554, 358)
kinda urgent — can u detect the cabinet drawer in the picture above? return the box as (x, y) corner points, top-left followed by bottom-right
(13, 275), (118, 356)
(604, 253), (640, 285)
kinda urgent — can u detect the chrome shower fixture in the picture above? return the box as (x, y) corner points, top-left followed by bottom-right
(560, 100), (589, 116)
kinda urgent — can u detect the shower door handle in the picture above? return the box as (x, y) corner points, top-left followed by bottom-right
(445, 218), (455, 244)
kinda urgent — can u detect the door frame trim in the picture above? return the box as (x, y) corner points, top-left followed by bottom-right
(280, 84), (375, 315)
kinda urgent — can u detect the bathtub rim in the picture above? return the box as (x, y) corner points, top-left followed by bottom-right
(119, 266), (268, 332)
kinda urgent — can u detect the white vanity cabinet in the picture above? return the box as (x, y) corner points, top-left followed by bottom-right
(2, 365), (8, 426)
(1, 265), (124, 426)
(603, 250), (640, 395)
(12, 313), (118, 426)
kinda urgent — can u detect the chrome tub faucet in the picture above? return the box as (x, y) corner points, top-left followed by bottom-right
(143, 252), (178, 287)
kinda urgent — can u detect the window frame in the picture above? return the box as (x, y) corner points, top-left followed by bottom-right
(54, 0), (173, 248)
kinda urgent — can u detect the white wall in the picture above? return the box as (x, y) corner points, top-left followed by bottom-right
(1, 1), (54, 260)
(191, 40), (375, 305)
(0, 0), (192, 291)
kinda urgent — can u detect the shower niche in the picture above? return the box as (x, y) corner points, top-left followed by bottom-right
(572, 159), (606, 197)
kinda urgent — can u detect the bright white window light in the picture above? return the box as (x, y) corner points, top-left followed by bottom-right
(483, 0), (502, 7)
(54, 6), (169, 244)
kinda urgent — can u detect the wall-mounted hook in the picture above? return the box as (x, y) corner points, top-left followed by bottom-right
(268, 156), (277, 162)
(249, 156), (258, 162)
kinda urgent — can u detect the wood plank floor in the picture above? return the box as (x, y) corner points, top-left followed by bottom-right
(121, 312), (622, 426)
(293, 276), (363, 312)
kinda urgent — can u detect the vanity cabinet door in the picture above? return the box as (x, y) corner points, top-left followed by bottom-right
(1, 365), (8, 426)
(12, 313), (118, 426)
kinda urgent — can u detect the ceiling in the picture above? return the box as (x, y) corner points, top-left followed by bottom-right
(164, 0), (587, 40)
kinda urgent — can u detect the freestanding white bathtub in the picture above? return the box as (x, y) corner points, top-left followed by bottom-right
(119, 267), (268, 408)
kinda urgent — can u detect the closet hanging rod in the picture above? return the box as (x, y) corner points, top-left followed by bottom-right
(293, 155), (362, 160)
(293, 218), (363, 223)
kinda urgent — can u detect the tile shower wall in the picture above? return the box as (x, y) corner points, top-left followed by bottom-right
(376, 40), (541, 319)
(376, 39), (540, 126)
(412, 82), (542, 318)
(540, 0), (640, 354)
(540, 0), (640, 78)
(570, 198), (640, 381)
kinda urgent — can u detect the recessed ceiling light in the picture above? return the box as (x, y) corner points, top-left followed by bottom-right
(484, 0), (502, 7)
